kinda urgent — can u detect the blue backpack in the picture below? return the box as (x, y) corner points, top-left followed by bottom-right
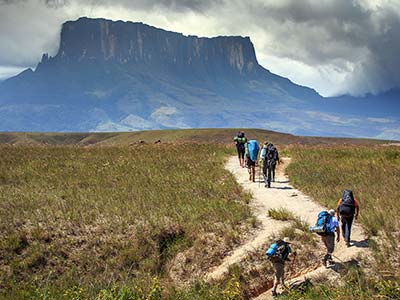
(266, 239), (290, 263)
(247, 140), (259, 161)
(309, 211), (332, 235)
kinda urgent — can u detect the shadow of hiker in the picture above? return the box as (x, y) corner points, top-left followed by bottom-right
(351, 239), (369, 248)
(274, 186), (293, 190)
(329, 258), (361, 274)
(275, 180), (289, 184)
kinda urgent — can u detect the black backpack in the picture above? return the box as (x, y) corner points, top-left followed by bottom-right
(267, 145), (278, 162)
(339, 190), (356, 217)
(266, 239), (290, 263)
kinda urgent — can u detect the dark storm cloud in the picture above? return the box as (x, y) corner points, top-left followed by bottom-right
(0, 0), (399, 96)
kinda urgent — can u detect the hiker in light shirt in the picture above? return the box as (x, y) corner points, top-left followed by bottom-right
(321, 209), (340, 267)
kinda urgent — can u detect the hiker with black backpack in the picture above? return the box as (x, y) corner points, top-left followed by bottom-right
(336, 190), (359, 247)
(265, 237), (297, 297)
(309, 209), (340, 267)
(245, 139), (259, 182)
(259, 142), (279, 188)
(233, 131), (247, 168)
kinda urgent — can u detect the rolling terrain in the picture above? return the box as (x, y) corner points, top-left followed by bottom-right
(0, 129), (399, 299)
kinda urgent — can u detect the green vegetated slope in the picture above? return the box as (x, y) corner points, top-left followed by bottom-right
(0, 129), (398, 299)
(0, 143), (253, 299)
(0, 128), (390, 146)
(285, 145), (400, 299)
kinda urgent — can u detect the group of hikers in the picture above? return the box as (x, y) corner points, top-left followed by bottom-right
(233, 131), (361, 297)
(233, 131), (279, 188)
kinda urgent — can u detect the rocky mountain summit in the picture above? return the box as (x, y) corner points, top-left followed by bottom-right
(0, 17), (398, 139)
(52, 18), (259, 76)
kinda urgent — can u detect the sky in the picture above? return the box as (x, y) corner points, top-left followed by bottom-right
(0, 0), (400, 97)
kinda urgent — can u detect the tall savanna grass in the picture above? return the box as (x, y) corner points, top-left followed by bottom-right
(0, 144), (251, 299)
(286, 145), (400, 277)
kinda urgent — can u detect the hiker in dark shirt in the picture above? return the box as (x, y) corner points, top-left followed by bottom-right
(266, 237), (297, 297)
(336, 190), (359, 247)
(233, 131), (247, 168)
(260, 142), (279, 188)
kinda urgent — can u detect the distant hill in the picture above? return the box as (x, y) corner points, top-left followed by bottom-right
(0, 17), (399, 139)
(0, 128), (390, 146)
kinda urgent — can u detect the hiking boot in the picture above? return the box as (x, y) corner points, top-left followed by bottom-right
(346, 241), (351, 247)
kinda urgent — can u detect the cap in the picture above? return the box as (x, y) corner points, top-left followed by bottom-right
(328, 209), (336, 216)
(283, 237), (291, 243)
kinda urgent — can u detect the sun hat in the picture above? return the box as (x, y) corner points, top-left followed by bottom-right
(328, 209), (336, 216)
(283, 237), (291, 243)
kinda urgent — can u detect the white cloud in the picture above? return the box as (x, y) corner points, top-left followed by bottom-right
(367, 117), (395, 124)
(0, 66), (26, 80)
(306, 111), (361, 125)
(374, 127), (400, 141)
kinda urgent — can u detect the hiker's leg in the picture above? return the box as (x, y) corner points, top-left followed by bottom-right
(322, 235), (334, 265)
(262, 160), (268, 184)
(321, 236), (329, 265)
(343, 216), (354, 243)
(327, 234), (335, 261)
(251, 165), (256, 182)
(272, 163), (276, 182)
(272, 263), (284, 294)
(267, 165), (272, 187)
(341, 218), (346, 239)
(236, 145), (241, 166)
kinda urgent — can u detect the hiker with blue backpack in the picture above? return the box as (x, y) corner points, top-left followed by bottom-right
(245, 139), (259, 182)
(310, 209), (340, 267)
(233, 131), (247, 168)
(336, 190), (359, 247)
(265, 237), (297, 297)
(259, 142), (279, 188)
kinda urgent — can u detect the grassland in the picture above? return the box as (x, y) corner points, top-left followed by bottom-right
(0, 129), (399, 299)
(284, 145), (400, 299)
(0, 128), (390, 146)
(0, 143), (252, 299)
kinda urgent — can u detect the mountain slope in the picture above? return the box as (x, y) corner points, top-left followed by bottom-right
(0, 17), (398, 139)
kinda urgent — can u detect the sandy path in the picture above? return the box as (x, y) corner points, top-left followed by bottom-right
(204, 156), (369, 299)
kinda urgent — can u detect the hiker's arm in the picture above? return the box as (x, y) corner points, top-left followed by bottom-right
(336, 199), (341, 221)
(355, 199), (359, 219)
(336, 226), (340, 242)
(291, 251), (297, 264)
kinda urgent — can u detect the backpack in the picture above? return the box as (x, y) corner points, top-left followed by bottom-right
(266, 145), (278, 162)
(234, 134), (247, 145)
(309, 211), (332, 235)
(265, 239), (290, 263)
(339, 190), (356, 217)
(247, 140), (259, 161)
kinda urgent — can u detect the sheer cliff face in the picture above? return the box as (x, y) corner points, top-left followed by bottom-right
(41, 17), (260, 76)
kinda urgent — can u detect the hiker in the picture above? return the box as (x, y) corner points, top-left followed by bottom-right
(336, 190), (359, 247)
(233, 131), (247, 167)
(320, 209), (340, 267)
(266, 237), (297, 297)
(259, 142), (279, 188)
(245, 139), (259, 182)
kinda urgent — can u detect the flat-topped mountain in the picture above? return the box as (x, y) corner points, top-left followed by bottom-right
(0, 17), (398, 139)
(52, 18), (259, 77)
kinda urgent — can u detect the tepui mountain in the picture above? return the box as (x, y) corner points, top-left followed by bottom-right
(0, 17), (399, 139)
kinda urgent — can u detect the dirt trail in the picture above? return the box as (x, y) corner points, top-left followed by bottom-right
(204, 157), (369, 299)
